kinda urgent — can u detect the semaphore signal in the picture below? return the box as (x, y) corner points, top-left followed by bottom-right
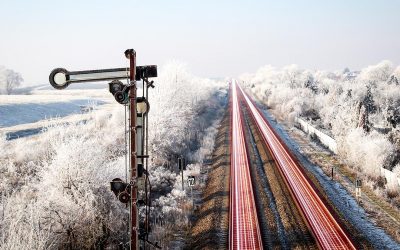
(48, 49), (158, 250)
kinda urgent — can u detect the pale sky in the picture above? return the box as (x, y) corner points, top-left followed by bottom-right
(1, 0), (400, 85)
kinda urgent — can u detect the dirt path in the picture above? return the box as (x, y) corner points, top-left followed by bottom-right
(188, 109), (231, 249)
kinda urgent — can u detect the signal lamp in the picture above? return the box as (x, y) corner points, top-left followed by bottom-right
(114, 91), (129, 104)
(108, 80), (129, 104)
(110, 178), (131, 204)
(110, 178), (127, 195)
(136, 97), (150, 115)
(108, 80), (124, 95)
(118, 191), (130, 204)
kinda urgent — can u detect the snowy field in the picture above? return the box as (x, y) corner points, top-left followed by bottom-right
(0, 85), (113, 141)
(0, 99), (106, 127)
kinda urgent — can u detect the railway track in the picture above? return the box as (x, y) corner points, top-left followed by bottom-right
(228, 80), (357, 249)
(243, 106), (317, 249)
(229, 81), (263, 249)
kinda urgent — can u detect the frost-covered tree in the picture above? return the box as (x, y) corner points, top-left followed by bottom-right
(0, 66), (23, 94)
(240, 60), (400, 183)
(0, 66), (5, 94)
(148, 61), (226, 164)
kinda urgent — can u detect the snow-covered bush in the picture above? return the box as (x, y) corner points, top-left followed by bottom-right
(0, 61), (227, 249)
(241, 61), (400, 189)
(145, 62), (226, 247)
(149, 116), (223, 222)
(149, 61), (226, 163)
(0, 107), (128, 249)
(338, 128), (394, 178)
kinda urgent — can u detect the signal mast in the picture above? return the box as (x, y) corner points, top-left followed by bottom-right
(49, 49), (157, 250)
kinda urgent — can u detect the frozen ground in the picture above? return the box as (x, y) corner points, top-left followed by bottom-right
(0, 85), (113, 140)
(259, 107), (400, 249)
(0, 99), (106, 127)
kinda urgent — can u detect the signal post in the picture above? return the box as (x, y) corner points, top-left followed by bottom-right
(49, 49), (157, 250)
(126, 49), (139, 250)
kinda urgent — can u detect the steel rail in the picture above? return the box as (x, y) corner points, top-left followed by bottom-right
(237, 84), (356, 250)
(229, 81), (263, 250)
